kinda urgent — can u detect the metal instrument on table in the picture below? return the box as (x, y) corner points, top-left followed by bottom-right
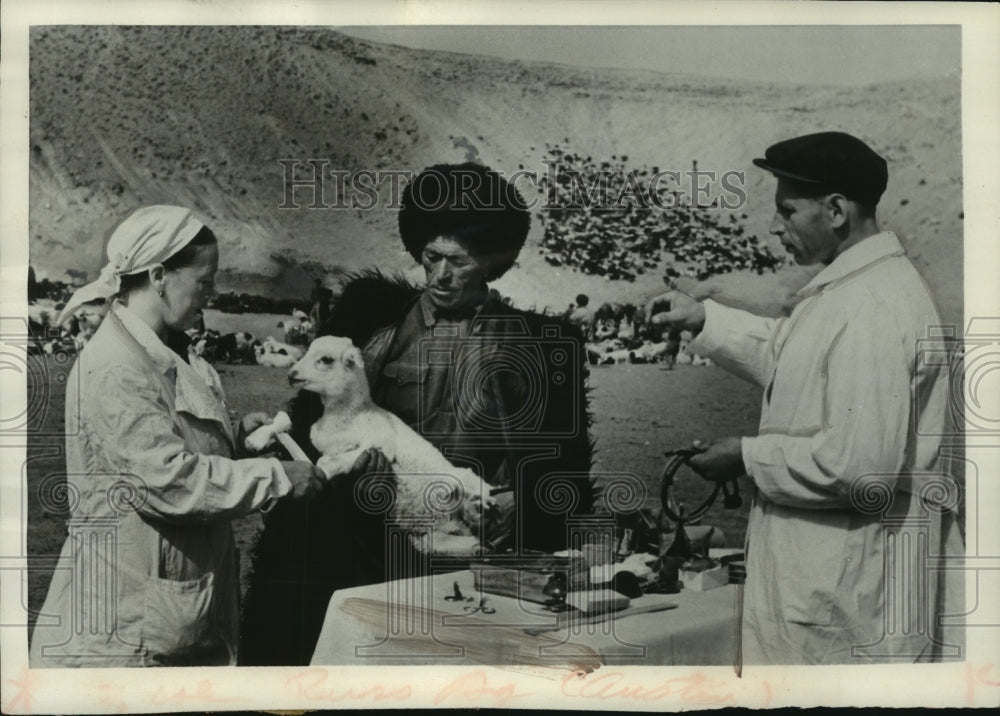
(650, 446), (745, 593)
(444, 581), (473, 603)
(463, 597), (496, 615)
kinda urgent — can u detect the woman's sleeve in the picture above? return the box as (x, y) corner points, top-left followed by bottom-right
(85, 364), (293, 522)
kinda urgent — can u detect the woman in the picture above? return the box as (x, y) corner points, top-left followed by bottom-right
(29, 205), (327, 667)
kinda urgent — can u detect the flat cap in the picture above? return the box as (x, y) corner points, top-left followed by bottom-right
(753, 131), (888, 206)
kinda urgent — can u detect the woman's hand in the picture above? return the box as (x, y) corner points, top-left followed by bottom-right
(237, 411), (272, 454)
(240, 411), (272, 435)
(281, 460), (326, 499)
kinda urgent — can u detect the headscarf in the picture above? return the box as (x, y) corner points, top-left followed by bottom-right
(57, 205), (205, 325)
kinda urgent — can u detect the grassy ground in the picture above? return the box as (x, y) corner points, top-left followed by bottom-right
(201, 309), (291, 341)
(23, 355), (760, 630)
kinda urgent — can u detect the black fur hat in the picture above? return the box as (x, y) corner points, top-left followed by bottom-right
(398, 162), (531, 281)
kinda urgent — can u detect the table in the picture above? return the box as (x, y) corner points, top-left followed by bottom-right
(310, 569), (739, 668)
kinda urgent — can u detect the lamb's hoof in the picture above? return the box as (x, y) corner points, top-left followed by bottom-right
(432, 534), (480, 555)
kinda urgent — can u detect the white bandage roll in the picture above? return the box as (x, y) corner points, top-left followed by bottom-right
(275, 432), (311, 463)
(244, 410), (293, 452)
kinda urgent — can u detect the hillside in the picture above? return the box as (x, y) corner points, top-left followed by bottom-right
(28, 26), (963, 324)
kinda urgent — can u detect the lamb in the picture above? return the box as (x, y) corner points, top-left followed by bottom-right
(254, 336), (306, 368)
(262, 336), (305, 361)
(597, 347), (632, 365)
(586, 338), (625, 365)
(629, 340), (670, 363)
(256, 349), (297, 368)
(287, 335), (495, 553)
(216, 331), (256, 364)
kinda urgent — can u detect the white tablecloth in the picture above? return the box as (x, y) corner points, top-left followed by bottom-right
(310, 569), (739, 668)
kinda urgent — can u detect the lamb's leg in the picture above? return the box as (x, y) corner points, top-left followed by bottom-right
(460, 494), (488, 529)
(408, 531), (480, 555)
(455, 470), (497, 528)
(317, 447), (366, 479)
(430, 533), (480, 555)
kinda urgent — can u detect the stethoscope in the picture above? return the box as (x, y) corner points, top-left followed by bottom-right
(660, 446), (742, 523)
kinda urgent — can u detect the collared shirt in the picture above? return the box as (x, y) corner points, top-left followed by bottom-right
(113, 301), (234, 439)
(689, 231), (961, 663)
(377, 290), (491, 433)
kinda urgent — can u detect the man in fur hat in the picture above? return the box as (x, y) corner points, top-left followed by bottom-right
(241, 163), (595, 665)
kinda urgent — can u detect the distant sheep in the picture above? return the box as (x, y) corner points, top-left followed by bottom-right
(216, 331), (256, 364)
(252, 336), (305, 368)
(629, 340), (669, 363)
(256, 349), (296, 369)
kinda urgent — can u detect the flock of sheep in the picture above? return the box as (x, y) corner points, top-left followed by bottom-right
(27, 299), (315, 369)
(186, 310), (312, 367)
(582, 301), (712, 368)
(29, 296), (712, 372)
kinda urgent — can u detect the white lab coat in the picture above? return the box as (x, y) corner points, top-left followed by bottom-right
(691, 232), (964, 664)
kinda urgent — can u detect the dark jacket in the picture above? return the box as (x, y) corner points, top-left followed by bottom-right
(240, 272), (594, 665)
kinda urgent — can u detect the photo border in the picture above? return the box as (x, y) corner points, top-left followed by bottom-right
(2, 0), (998, 711)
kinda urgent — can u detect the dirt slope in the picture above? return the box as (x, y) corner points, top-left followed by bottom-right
(29, 26), (962, 324)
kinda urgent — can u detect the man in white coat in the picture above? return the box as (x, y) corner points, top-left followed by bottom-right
(648, 132), (964, 664)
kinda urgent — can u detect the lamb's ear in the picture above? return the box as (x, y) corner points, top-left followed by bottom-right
(342, 345), (363, 369)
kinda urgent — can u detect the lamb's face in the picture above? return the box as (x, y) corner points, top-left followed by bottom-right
(288, 336), (366, 399)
